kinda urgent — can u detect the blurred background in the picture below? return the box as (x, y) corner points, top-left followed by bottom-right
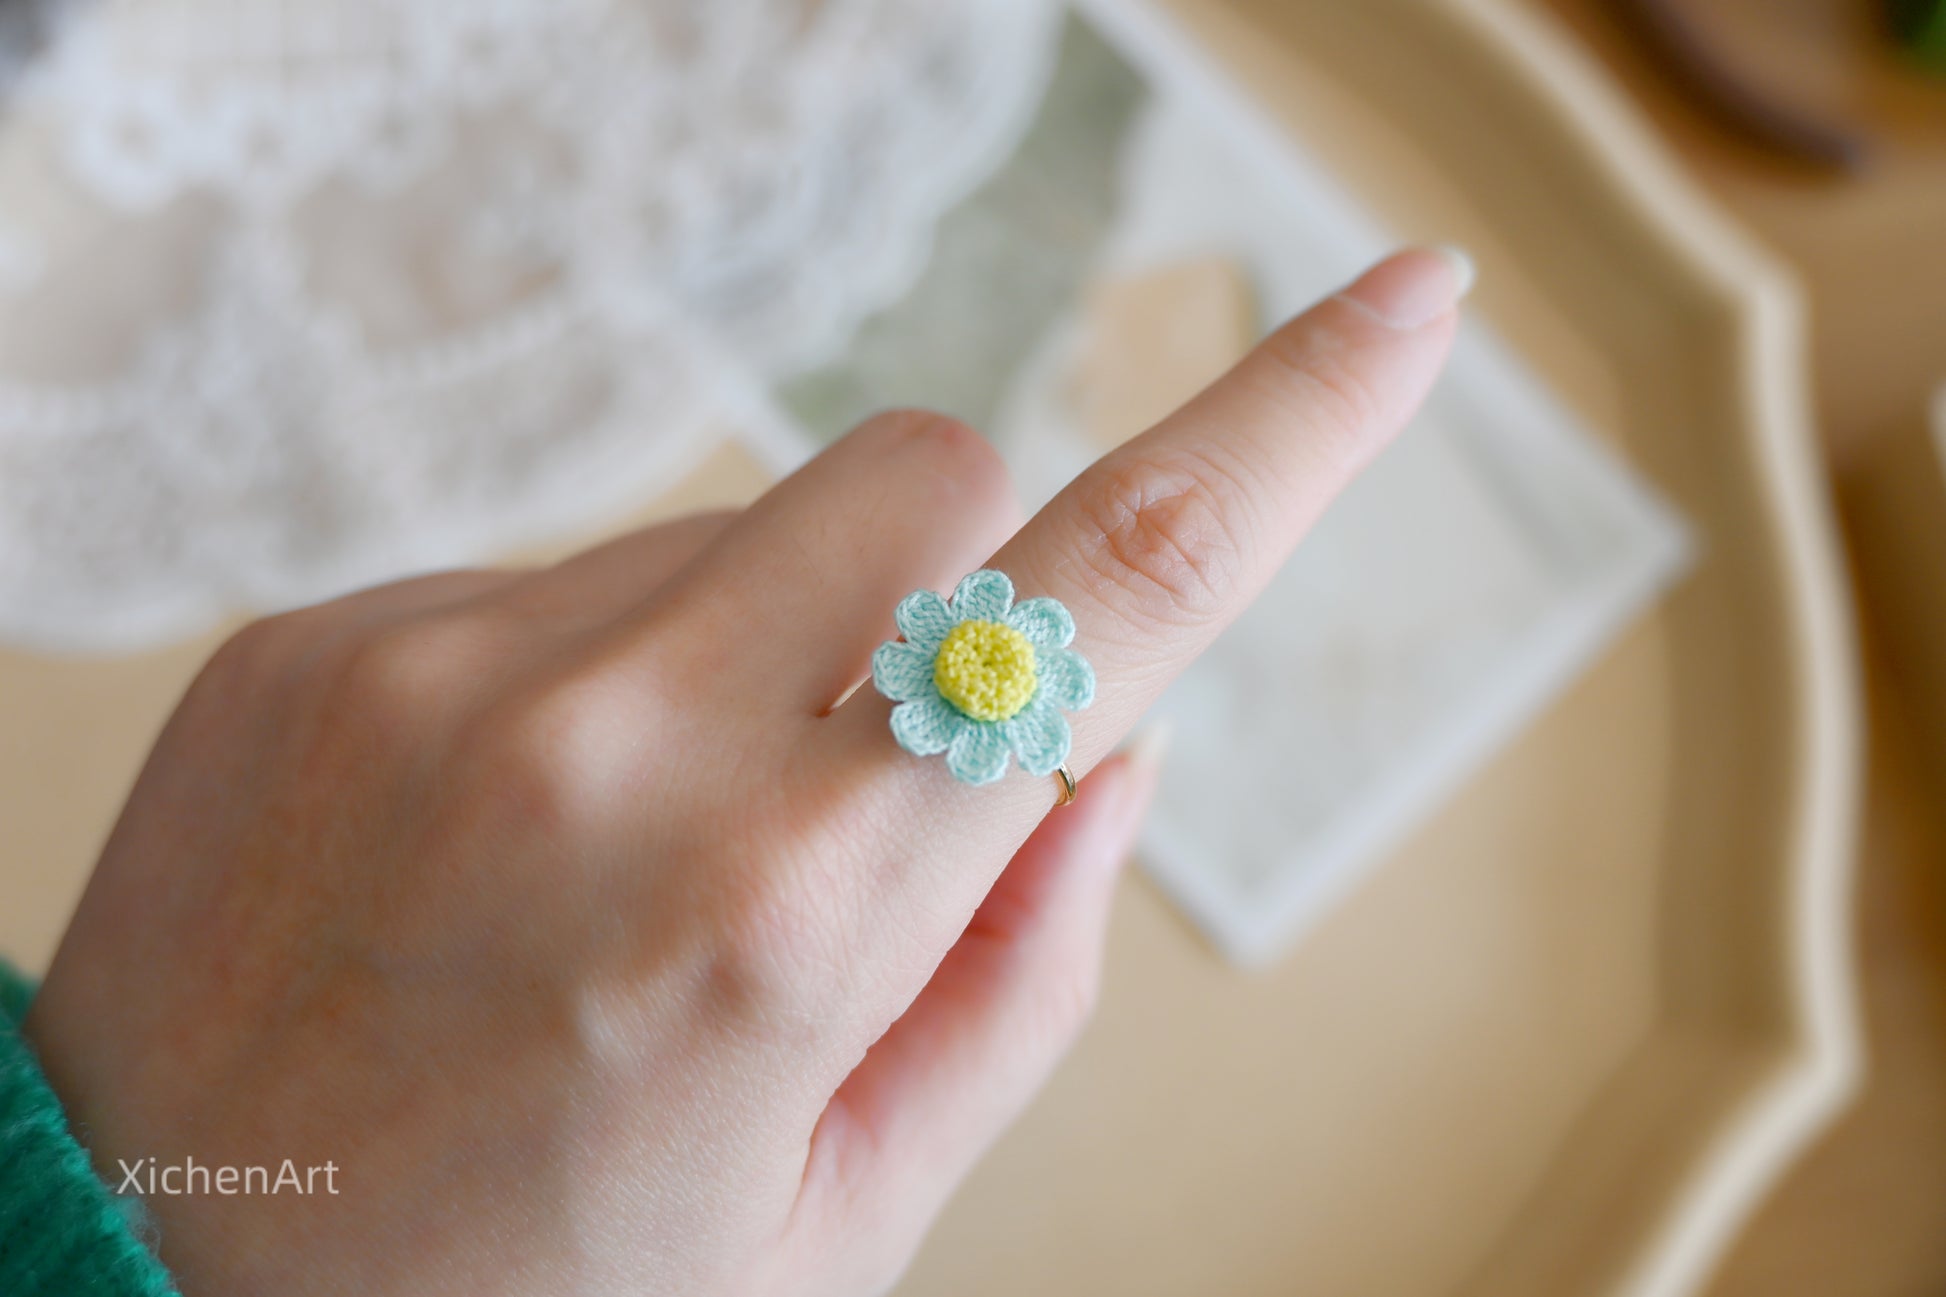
(1, 0), (1943, 1293)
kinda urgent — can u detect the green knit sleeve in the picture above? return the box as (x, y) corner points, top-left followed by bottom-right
(0, 960), (179, 1296)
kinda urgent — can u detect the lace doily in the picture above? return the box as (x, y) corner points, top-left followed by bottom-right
(0, 0), (1060, 652)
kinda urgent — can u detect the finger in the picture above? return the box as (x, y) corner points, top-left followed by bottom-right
(277, 511), (739, 668)
(1005, 249), (1467, 762)
(617, 410), (1023, 714)
(799, 248), (1464, 1050)
(494, 509), (738, 628)
(312, 567), (520, 622)
(238, 567), (521, 678)
(248, 512), (740, 711)
(788, 736), (1162, 1283)
(832, 247), (1465, 810)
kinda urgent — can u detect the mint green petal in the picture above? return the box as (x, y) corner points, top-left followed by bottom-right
(895, 589), (955, 652)
(946, 721), (1012, 785)
(1034, 647), (1096, 711)
(1006, 597), (1075, 649)
(872, 641), (937, 702)
(1003, 699), (1072, 777)
(891, 695), (960, 756)
(951, 569), (1014, 623)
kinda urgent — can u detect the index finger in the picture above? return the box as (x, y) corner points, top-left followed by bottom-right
(832, 246), (1468, 829)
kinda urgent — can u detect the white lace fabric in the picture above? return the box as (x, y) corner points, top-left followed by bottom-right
(0, 0), (1060, 652)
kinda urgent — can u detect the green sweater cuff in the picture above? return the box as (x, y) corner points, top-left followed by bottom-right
(0, 960), (180, 1296)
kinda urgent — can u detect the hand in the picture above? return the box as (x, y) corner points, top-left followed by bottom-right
(24, 249), (1463, 1296)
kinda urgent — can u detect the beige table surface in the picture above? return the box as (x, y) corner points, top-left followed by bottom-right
(0, 0), (1910, 1293)
(1525, 1), (1946, 1292)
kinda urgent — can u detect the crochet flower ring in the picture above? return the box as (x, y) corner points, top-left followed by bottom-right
(871, 569), (1096, 791)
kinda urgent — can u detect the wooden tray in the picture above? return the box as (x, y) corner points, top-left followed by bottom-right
(1848, 386), (1946, 783)
(892, 1), (1860, 1294)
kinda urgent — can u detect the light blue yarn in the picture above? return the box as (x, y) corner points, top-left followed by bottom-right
(871, 569), (1096, 786)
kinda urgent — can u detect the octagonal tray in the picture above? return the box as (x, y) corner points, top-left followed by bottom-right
(0, 1), (1860, 1293)
(891, 1), (1860, 1294)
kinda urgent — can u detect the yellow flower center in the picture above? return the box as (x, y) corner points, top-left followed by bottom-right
(933, 619), (1038, 722)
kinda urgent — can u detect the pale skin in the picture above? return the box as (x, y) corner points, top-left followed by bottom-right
(24, 249), (1463, 1296)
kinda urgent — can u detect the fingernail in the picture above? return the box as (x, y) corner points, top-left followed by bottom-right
(1433, 244), (1477, 300)
(1122, 719), (1174, 780)
(1336, 245), (1474, 330)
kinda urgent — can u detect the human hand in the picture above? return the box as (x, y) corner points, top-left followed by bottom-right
(24, 248), (1464, 1296)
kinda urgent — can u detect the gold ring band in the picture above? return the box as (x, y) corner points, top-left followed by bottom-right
(1053, 764), (1078, 808)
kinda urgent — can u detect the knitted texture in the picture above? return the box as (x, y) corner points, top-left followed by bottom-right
(872, 569), (1095, 785)
(933, 620), (1038, 721)
(0, 961), (180, 1297)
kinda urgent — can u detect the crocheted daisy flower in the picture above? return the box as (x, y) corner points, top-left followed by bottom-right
(872, 569), (1096, 786)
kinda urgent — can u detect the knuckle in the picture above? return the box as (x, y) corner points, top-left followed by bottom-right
(193, 608), (337, 711)
(864, 408), (1013, 509)
(266, 615), (489, 808)
(326, 613), (490, 720)
(866, 406), (981, 454)
(693, 785), (877, 1042)
(1071, 453), (1250, 623)
(202, 614), (292, 683)
(458, 664), (649, 836)
(703, 860), (856, 1040)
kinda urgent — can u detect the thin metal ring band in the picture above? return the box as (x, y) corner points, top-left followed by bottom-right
(1053, 764), (1078, 808)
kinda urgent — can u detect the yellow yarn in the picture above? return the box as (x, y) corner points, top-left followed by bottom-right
(933, 619), (1038, 721)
